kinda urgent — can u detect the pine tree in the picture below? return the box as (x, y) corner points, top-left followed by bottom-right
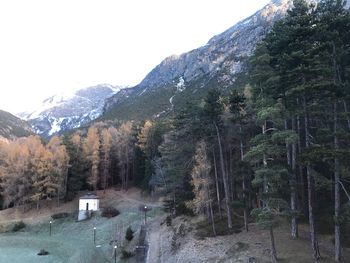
(64, 133), (89, 199)
(310, 1), (350, 260)
(84, 126), (101, 191)
(188, 140), (216, 236)
(229, 90), (251, 231)
(204, 89), (233, 229)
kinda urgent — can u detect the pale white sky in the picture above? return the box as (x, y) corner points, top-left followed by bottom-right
(0, 0), (270, 114)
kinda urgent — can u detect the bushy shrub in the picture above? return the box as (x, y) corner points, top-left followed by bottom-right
(166, 215), (172, 226)
(51, 212), (69, 219)
(37, 249), (49, 256)
(121, 249), (134, 259)
(171, 233), (180, 252)
(125, 226), (134, 241)
(12, 221), (25, 232)
(101, 207), (120, 218)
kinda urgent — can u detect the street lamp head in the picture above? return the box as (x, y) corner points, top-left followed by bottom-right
(144, 206), (147, 209)
(114, 245), (117, 249)
(94, 227), (96, 230)
(50, 221), (52, 224)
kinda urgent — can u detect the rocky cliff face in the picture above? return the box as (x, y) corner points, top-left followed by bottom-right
(19, 84), (121, 137)
(103, 0), (295, 119)
(0, 110), (33, 140)
(138, 0), (292, 89)
(103, 0), (350, 121)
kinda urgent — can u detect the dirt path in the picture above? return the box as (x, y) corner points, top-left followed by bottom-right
(113, 190), (163, 208)
(146, 219), (163, 263)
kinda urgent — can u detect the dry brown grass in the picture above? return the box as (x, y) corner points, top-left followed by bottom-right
(0, 198), (78, 225)
(0, 187), (161, 226)
(147, 215), (350, 263)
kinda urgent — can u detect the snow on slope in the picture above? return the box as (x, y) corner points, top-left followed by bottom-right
(18, 84), (123, 136)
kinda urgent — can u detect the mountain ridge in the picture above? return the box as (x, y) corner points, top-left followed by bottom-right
(103, 0), (350, 121)
(19, 84), (122, 137)
(103, 0), (295, 120)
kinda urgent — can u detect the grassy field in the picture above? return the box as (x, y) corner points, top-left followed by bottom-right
(1, 188), (348, 263)
(0, 188), (164, 263)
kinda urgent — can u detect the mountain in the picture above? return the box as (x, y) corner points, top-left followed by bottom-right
(103, 0), (350, 121)
(102, 0), (294, 121)
(19, 84), (122, 137)
(0, 109), (33, 140)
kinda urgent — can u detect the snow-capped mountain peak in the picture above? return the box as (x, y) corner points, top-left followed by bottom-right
(18, 84), (123, 136)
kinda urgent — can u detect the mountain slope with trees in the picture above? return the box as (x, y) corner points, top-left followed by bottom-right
(18, 84), (121, 137)
(102, 0), (294, 121)
(0, 109), (33, 140)
(1, 1), (350, 263)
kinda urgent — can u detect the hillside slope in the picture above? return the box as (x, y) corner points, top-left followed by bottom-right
(102, 0), (293, 121)
(102, 0), (350, 122)
(0, 110), (33, 140)
(0, 188), (162, 263)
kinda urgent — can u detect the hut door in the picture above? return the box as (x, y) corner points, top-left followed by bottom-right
(86, 202), (89, 211)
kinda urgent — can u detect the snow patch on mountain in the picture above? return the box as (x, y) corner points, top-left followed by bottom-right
(169, 76), (186, 110)
(176, 77), (186, 92)
(19, 84), (124, 137)
(48, 117), (65, 136)
(139, 88), (148, 96)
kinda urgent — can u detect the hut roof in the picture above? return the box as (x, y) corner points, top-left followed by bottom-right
(80, 193), (99, 199)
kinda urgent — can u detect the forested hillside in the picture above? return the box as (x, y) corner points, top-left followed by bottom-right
(0, 1), (350, 262)
(0, 110), (32, 140)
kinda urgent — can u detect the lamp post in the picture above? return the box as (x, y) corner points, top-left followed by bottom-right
(139, 205), (151, 225)
(114, 245), (117, 263)
(49, 221), (52, 236)
(93, 227), (96, 245)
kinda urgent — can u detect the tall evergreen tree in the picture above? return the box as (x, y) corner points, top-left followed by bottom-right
(204, 89), (233, 229)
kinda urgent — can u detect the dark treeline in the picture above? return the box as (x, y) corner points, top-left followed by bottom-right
(133, 1), (350, 262)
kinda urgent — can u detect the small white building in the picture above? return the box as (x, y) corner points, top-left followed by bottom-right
(79, 193), (100, 211)
(78, 193), (100, 221)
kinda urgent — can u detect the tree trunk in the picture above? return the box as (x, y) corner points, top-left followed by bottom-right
(63, 168), (68, 201)
(121, 160), (125, 190)
(172, 192), (176, 217)
(286, 119), (298, 239)
(343, 100), (350, 132)
(214, 122), (232, 229)
(304, 97), (321, 261)
(334, 102), (341, 262)
(291, 117), (299, 238)
(103, 156), (109, 193)
(239, 126), (248, 232)
(262, 121), (268, 207)
(230, 168), (234, 203)
(242, 179), (248, 232)
(332, 41), (342, 262)
(270, 226), (277, 263)
(57, 191), (60, 207)
(157, 159), (168, 192)
(213, 148), (222, 219)
(297, 112), (307, 217)
(126, 145), (130, 190)
(209, 200), (216, 236)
